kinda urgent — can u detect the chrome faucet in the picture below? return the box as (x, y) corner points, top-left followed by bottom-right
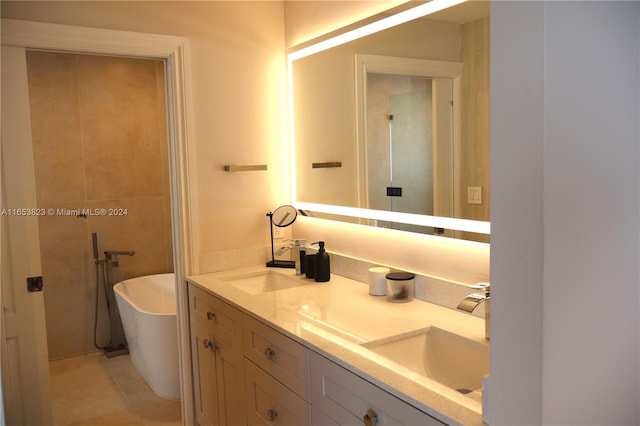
(457, 283), (490, 340)
(275, 239), (306, 275)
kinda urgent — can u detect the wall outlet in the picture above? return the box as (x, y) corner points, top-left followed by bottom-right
(273, 226), (284, 239)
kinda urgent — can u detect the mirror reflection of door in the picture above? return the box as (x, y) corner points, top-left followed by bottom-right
(366, 74), (450, 234)
(353, 56), (461, 234)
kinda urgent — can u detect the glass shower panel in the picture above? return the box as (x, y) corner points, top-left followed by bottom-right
(366, 74), (434, 233)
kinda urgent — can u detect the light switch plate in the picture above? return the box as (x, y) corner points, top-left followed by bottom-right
(467, 186), (482, 205)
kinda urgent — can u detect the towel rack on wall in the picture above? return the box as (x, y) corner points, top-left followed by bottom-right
(312, 162), (342, 169)
(223, 164), (267, 172)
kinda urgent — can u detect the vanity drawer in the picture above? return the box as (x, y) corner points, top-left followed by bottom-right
(243, 314), (310, 400)
(310, 352), (445, 426)
(245, 359), (310, 426)
(189, 284), (243, 351)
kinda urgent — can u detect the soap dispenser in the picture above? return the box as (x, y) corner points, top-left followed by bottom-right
(312, 241), (330, 282)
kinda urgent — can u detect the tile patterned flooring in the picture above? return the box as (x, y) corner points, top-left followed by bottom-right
(49, 353), (182, 425)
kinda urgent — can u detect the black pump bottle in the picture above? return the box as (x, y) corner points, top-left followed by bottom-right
(313, 241), (330, 282)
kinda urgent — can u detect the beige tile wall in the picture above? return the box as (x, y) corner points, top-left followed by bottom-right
(26, 51), (173, 360)
(459, 16), (490, 243)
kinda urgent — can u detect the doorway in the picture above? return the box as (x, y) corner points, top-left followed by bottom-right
(1, 20), (195, 425)
(24, 50), (177, 423)
(25, 50), (174, 360)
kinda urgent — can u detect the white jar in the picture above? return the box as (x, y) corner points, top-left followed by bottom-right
(368, 267), (390, 296)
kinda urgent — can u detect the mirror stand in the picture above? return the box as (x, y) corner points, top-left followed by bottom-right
(266, 206), (297, 268)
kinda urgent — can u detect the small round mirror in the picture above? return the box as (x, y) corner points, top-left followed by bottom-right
(271, 205), (297, 227)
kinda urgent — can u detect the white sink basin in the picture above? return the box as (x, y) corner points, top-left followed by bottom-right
(219, 270), (305, 295)
(362, 326), (489, 394)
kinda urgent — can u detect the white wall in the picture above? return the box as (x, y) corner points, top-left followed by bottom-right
(542, 3), (639, 423)
(0, 1), (288, 268)
(490, 1), (640, 424)
(283, 1), (405, 48)
(489, 2), (544, 423)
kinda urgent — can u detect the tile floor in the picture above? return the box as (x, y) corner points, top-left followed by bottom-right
(49, 353), (182, 425)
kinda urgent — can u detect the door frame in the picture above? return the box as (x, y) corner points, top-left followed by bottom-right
(1, 18), (198, 424)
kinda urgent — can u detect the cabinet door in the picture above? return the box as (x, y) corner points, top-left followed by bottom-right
(310, 352), (445, 426)
(191, 322), (220, 426)
(245, 359), (310, 426)
(189, 284), (244, 351)
(215, 336), (247, 426)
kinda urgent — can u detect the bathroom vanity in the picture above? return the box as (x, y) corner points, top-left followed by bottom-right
(187, 267), (487, 425)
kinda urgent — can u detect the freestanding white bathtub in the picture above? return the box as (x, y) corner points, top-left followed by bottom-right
(114, 273), (180, 400)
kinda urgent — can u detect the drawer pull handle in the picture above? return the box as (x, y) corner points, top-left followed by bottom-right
(266, 408), (278, 422)
(264, 347), (276, 360)
(363, 409), (378, 426)
(203, 339), (218, 353)
(206, 311), (216, 321)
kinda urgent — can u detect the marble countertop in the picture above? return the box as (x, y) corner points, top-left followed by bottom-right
(187, 266), (487, 426)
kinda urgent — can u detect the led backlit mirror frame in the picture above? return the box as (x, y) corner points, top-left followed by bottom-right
(288, 0), (490, 236)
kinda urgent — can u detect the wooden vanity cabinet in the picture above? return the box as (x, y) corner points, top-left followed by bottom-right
(188, 281), (446, 426)
(189, 285), (246, 426)
(189, 284), (311, 426)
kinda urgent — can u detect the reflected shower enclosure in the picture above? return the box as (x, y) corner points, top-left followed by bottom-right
(366, 74), (434, 233)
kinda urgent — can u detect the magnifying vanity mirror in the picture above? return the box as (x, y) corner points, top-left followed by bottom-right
(266, 205), (298, 268)
(288, 0), (490, 242)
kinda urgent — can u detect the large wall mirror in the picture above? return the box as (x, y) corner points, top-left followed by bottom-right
(288, 0), (490, 242)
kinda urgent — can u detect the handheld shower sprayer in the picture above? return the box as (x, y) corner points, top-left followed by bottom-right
(92, 232), (100, 264)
